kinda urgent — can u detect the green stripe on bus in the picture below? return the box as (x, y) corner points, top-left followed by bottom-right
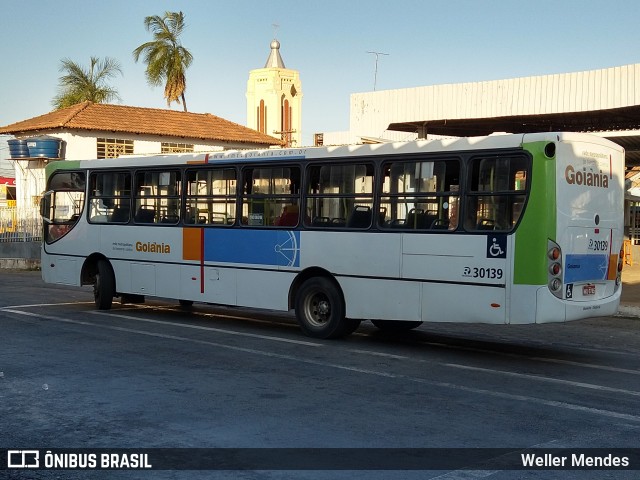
(45, 160), (82, 181)
(514, 141), (556, 285)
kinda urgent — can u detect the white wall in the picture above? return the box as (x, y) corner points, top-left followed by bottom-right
(13, 158), (45, 208)
(349, 63), (640, 140)
(8, 130), (269, 207)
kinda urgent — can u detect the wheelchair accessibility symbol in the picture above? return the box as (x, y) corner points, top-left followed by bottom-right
(486, 235), (507, 259)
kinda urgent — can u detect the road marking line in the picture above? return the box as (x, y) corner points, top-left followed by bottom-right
(416, 338), (640, 371)
(4, 308), (640, 424)
(526, 356), (640, 375)
(444, 363), (640, 397)
(90, 311), (322, 347)
(409, 379), (640, 423)
(1, 302), (94, 309)
(348, 349), (408, 360)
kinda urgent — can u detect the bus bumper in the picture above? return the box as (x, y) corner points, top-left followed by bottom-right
(535, 286), (621, 323)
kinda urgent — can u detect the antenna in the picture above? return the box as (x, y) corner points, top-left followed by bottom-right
(272, 22), (280, 39)
(367, 51), (389, 91)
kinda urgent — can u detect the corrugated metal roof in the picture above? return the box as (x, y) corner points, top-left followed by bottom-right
(353, 64), (640, 128)
(350, 63), (640, 166)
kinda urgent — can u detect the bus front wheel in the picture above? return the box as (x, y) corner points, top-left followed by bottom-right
(295, 277), (359, 339)
(94, 260), (115, 310)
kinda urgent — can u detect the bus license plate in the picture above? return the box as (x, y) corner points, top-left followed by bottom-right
(582, 284), (596, 296)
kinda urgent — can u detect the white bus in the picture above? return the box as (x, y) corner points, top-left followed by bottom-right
(40, 132), (625, 338)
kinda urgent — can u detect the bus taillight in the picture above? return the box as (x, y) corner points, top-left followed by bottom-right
(616, 246), (624, 286)
(548, 240), (563, 298)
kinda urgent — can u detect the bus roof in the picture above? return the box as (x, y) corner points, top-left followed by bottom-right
(46, 132), (623, 172)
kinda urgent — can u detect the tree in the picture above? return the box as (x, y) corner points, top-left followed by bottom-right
(52, 56), (122, 110)
(132, 11), (193, 112)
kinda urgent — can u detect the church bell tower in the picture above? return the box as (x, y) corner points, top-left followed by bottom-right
(246, 39), (303, 147)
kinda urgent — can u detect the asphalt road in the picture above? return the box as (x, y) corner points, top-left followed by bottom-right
(1, 271), (639, 480)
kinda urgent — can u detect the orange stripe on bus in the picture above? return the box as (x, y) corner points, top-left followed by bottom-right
(182, 228), (202, 260)
(607, 254), (618, 280)
(186, 154), (209, 165)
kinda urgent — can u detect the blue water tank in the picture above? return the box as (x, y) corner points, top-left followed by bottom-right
(25, 136), (63, 158)
(7, 139), (29, 158)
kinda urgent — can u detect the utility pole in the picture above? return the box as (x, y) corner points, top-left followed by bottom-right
(273, 128), (297, 147)
(367, 51), (389, 91)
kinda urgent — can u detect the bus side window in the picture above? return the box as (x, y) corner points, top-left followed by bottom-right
(134, 170), (181, 225)
(134, 207), (156, 223)
(465, 155), (529, 232)
(276, 204), (304, 226)
(110, 206), (130, 223)
(346, 205), (372, 228)
(89, 171), (131, 224)
(379, 159), (460, 231)
(241, 166), (301, 227)
(304, 163), (374, 229)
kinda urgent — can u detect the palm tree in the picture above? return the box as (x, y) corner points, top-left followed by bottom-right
(52, 56), (122, 110)
(132, 11), (193, 112)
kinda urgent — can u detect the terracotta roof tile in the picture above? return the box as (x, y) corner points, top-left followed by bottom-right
(0, 101), (282, 146)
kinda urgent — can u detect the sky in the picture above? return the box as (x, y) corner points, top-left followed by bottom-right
(1, 0), (640, 175)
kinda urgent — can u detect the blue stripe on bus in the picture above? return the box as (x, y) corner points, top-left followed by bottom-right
(564, 254), (609, 283)
(203, 229), (300, 267)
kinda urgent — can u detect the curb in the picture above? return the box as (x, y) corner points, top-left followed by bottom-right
(615, 304), (640, 319)
(0, 258), (41, 270)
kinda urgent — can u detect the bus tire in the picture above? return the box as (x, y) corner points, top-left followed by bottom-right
(94, 260), (115, 310)
(371, 320), (423, 332)
(179, 299), (194, 308)
(295, 277), (356, 339)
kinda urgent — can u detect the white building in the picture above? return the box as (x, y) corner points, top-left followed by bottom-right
(319, 63), (640, 165)
(0, 101), (281, 208)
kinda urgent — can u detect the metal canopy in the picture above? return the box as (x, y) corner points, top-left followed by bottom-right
(387, 107), (640, 167)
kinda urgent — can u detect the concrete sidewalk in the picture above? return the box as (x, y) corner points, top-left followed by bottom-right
(618, 257), (640, 318)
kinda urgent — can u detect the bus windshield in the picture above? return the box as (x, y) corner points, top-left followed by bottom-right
(41, 171), (85, 243)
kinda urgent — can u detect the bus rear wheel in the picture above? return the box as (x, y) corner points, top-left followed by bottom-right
(94, 260), (115, 310)
(371, 320), (423, 332)
(295, 277), (359, 339)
